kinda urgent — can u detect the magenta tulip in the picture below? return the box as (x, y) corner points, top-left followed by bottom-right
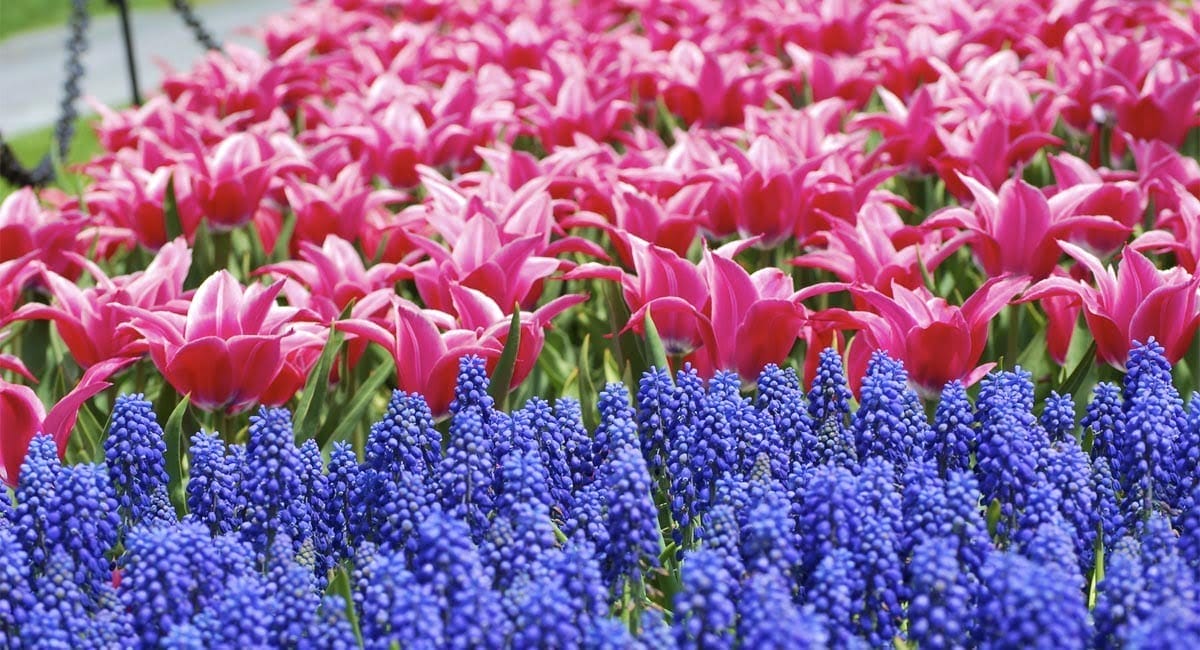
(8, 240), (192, 368)
(927, 174), (1130, 280)
(118, 270), (315, 412)
(1022, 243), (1200, 369)
(820, 276), (1029, 397)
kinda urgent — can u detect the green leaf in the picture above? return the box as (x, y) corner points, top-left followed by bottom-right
(560, 368), (580, 400)
(535, 328), (572, 388)
(641, 311), (671, 374)
(488, 308), (522, 412)
(66, 401), (106, 465)
(184, 220), (214, 291)
(326, 566), (364, 648)
(293, 328), (345, 445)
(1087, 528), (1105, 610)
(318, 355), (395, 450)
(602, 281), (645, 376)
(1057, 339), (1097, 399)
(915, 247), (936, 294)
(986, 498), (1002, 540)
(578, 335), (598, 431)
(271, 211), (298, 263)
(163, 176), (183, 242)
(602, 348), (622, 385)
(164, 395), (192, 517)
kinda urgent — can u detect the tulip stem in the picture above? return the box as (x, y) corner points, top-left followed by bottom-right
(1005, 304), (1024, 370)
(213, 230), (233, 274)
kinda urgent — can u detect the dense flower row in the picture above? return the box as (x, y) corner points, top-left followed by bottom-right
(2, 341), (1198, 647)
(6, 0), (1200, 475)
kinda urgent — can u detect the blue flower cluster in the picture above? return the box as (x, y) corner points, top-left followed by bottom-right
(5, 341), (1200, 648)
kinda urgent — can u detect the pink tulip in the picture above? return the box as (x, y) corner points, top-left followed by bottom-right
(404, 216), (564, 316)
(0, 358), (130, 485)
(1133, 187), (1200, 273)
(1041, 289), (1083, 366)
(819, 276), (1029, 397)
(1130, 139), (1200, 215)
(161, 42), (320, 126)
(523, 67), (634, 149)
(449, 283), (587, 389)
(277, 163), (405, 254)
(926, 174), (1131, 280)
(173, 132), (279, 233)
(783, 44), (878, 107)
(335, 295), (502, 416)
(259, 235), (404, 321)
(1044, 153), (1142, 257)
(0, 253), (41, 322)
(0, 189), (87, 278)
(565, 236), (710, 355)
(560, 183), (698, 259)
(793, 200), (966, 295)
(656, 40), (770, 127)
(321, 100), (431, 188)
(85, 163), (175, 250)
(568, 236), (832, 379)
(851, 86), (946, 174)
(679, 246), (814, 379)
(7, 239), (192, 369)
(1100, 57), (1200, 148)
(118, 270), (316, 412)
(1022, 243), (1200, 369)
(397, 169), (597, 315)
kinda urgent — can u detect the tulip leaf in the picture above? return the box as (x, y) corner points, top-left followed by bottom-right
(602, 348), (622, 385)
(65, 401), (106, 465)
(985, 497), (1002, 540)
(578, 335), (598, 431)
(163, 176), (183, 242)
(602, 282), (645, 377)
(488, 308), (522, 412)
(1057, 339), (1097, 399)
(184, 221), (214, 291)
(294, 328), (345, 445)
(560, 367), (580, 400)
(271, 212), (298, 263)
(325, 565), (363, 647)
(915, 248), (936, 294)
(22, 320), (52, 400)
(535, 328), (572, 389)
(1087, 536), (1105, 610)
(642, 311), (671, 375)
(164, 394), (191, 517)
(319, 355), (394, 450)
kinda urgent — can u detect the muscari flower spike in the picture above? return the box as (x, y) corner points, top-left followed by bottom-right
(241, 407), (306, 555)
(929, 381), (976, 474)
(104, 393), (168, 527)
(674, 548), (737, 650)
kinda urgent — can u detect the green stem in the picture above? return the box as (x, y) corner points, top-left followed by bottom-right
(1005, 304), (1024, 370)
(212, 229), (233, 274)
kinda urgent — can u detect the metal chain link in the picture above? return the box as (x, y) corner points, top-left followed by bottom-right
(171, 0), (221, 51)
(56, 0), (90, 161)
(0, 0), (220, 188)
(0, 0), (90, 187)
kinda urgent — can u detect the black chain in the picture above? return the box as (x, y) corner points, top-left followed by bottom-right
(171, 0), (221, 51)
(0, 0), (220, 188)
(0, 0), (89, 187)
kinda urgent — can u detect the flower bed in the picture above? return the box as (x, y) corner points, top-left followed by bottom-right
(4, 345), (1200, 647)
(2, 0), (1200, 646)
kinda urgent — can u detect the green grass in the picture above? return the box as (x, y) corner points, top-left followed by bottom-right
(0, 0), (215, 41)
(0, 115), (103, 200)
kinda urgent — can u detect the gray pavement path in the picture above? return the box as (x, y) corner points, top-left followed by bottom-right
(0, 0), (295, 134)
